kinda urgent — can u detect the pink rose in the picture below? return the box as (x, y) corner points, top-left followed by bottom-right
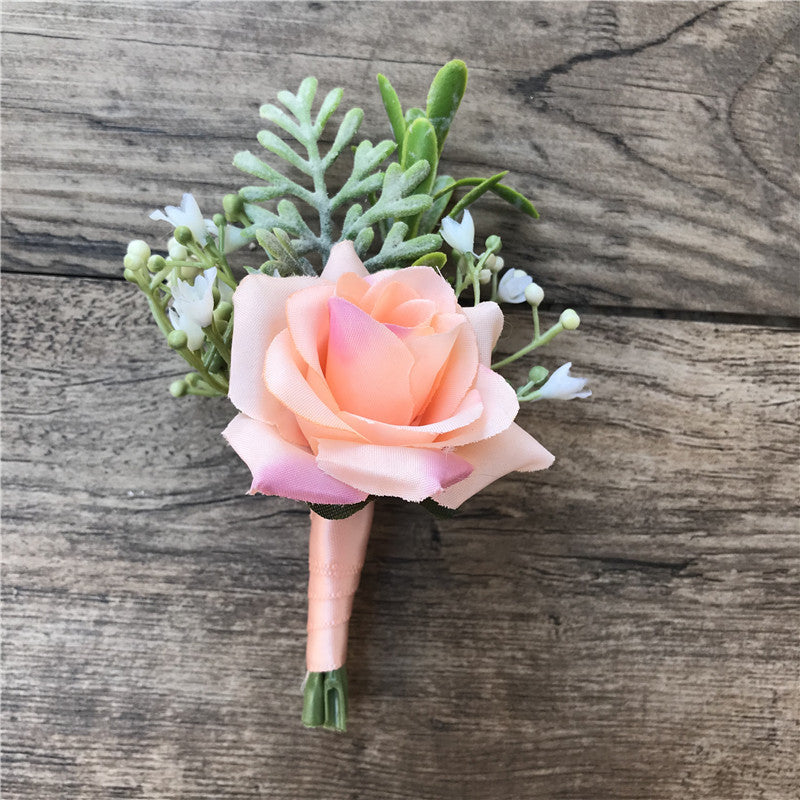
(223, 241), (553, 509)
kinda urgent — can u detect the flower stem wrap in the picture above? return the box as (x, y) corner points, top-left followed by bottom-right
(307, 502), (374, 672)
(303, 503), (373, 731)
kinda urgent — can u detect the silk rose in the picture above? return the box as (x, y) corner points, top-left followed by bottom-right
(223, 241), (554, 509)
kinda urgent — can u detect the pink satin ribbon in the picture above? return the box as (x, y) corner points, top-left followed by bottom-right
(306, 503), (374, 672)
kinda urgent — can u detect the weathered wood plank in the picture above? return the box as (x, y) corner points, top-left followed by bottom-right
(2, 274), (798, 799)
(2, 1), (798, 315)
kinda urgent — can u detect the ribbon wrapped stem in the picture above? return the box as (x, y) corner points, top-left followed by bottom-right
(302, 503), (374, 731)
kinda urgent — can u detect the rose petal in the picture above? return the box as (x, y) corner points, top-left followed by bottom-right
(339, 388), (483, 446)
(325, 297), (416, 425)
(365, 266), (457, 313)
(285, 283), (335, 375)
(222, 414), (367, 504)
(462, 301), (504, 367)
(228, 273), (316, 441)
(383, 298), (437, 329)
(316, 440), (473, 501)
(320, 240), (369, 282)
(368, 280), (419, 320)
(418, 319), (479, 424)
(437, 365), (518, 446)
(334, 271), (370, 306)
(432, 423), (555, 509)
(404, 322), (462, 414)
(265, 329), (355, 433)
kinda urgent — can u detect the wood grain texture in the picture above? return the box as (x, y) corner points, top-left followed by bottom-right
(2, 275), (799, 799)
(2, 1), (799, 314)
(2, 2), (799, 799)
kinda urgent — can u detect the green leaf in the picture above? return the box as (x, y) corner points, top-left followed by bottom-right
(255, 228), (314, 276)
(308, 499), (372, 520)
(364, 222), (441, 269)
(353, 226), (374, 258)
(434, 176), (540, 219)
(448, 171), (509, 219)
(345, 161), (432, 236)
(259, 102), (304, 141)
(330, 139), (396, 210)
(377, 73), (406, 158)
(419, 497), (457, 519)
(490, 182), (540, 218)
(256, 129), (311, 176)
(295, 76), (318, 119)
(234, 151), (312, 204)
(351, 139), (396, 179)
(313, 87), (343, 136)
(404, 106), (426, 124)
(401, 117), (439, 237)
(323, 107), (364, 169)
(401, 118), (438, 194)
(426, 59), (468, 155)
(412, 251), (447, 269)
(418, 173), (454, 235)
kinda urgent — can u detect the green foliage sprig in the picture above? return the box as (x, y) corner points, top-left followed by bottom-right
(234, 60), (538, 276)
(234, 77), (439, 272)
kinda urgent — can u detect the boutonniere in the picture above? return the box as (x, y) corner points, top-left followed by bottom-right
(123, 60), (590, 731)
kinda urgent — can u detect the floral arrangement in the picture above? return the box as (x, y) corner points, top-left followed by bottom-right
(123, 60), (590, 731)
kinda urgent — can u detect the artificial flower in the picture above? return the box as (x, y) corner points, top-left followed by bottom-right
(167, 267), (217, 351)
(440, 209), (475, 255)
(223, 241), (553, 510)
(536, 362), (591, 400)
(497, 269), (533, 303)
(150, 193), (210, 245)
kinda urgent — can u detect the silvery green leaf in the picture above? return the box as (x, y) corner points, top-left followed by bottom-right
(365, 228), (442, 269)
(353, 226), (374, 258)
(256, 130), (311, 176)
(323, 107), (364, 169)
(314, 88), (343, 136)
(259, 103), (304, 141)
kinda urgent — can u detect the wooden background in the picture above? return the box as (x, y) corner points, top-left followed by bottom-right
(2, 2), (798, 798)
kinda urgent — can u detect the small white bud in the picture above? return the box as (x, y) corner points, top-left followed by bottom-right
(169, 243), (189, 261)
(491, 255), (505, 273)
(123, 252), (145, 271)
(126, 239), (151, 262)
(560, 309), (581, 330)
(524, 282), (544, 306)
(479, 269), (492, 285)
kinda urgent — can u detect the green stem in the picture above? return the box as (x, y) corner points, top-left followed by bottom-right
(302, 667), (348, 732)
(185, 382), (221, 397)
(304, 121), (333, 256)
(144, 290), (227, 393)
(491, 320), (565, 370)
(204, 319), (231, 364)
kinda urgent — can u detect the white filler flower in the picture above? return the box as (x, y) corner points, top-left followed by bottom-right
(151, 193), (210, 245)
(440, 209), (475, 254)
(168, 267), (217, 351)
(497, 269), (533, 303)
(537, 362), (592, 400)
